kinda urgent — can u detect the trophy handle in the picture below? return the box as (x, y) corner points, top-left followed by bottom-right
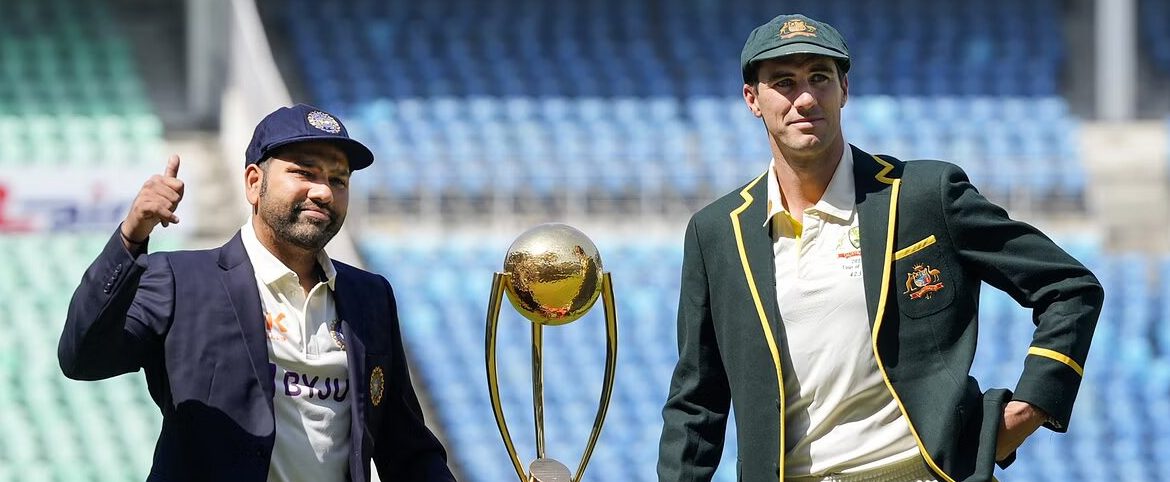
(572, 272), (618, 482)
(486, 272), (528, 482)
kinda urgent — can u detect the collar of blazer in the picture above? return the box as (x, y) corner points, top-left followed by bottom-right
(727, 145), (911, 478)
(728, 145), (906, 327)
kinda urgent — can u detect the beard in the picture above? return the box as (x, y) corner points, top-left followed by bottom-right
(257, 177), (344, 251)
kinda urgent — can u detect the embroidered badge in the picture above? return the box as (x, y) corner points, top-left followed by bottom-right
(904, 264), (944, 300)
(329, 319), (346, 350)
(370, 366), (385, 407)
(836, 227), (863, 277)
(306, 111), (342, 133)
(779, 19), (817, 39)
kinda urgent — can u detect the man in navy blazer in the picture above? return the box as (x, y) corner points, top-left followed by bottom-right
(59, 104), (457, 481)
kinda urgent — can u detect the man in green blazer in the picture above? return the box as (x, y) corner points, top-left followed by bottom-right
(657, 13), (1104, 482)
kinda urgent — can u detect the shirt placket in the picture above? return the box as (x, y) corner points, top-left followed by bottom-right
(797, 211), (822, 279)
(282, 277), (308, 353)
(304, 283), (330, 358)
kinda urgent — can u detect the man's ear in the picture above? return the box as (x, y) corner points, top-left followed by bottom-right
(840, 73), (849, 108)
(743, 83), (762, 118)
(245, 163), (263, 207)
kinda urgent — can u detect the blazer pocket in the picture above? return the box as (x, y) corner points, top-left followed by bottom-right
(894, 242), (955, 318)
(894, 235), (936, 260)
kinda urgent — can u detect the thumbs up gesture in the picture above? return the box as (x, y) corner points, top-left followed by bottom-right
(120, 155), (185, 249)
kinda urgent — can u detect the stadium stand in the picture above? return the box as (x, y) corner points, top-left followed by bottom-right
(1140, 0), (1170, 75)
(0, 0), (167, 479)
(360, 238), (1169, 482)
(0, 234), (170, 481)
(278, 0), (1084, 213)
(0, 0), (163, 168)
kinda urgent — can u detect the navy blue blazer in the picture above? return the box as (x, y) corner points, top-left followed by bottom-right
(59, 229), (456, 482)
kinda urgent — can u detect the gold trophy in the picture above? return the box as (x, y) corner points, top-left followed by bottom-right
(485, 223), (618, 482)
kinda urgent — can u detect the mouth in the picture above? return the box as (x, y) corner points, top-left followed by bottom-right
(298, 207), (333, 222)
(789, 117), (824, 126)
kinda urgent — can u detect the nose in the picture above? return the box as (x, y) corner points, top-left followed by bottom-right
(793, 89), (818, 112)
(307, 181), (333, 205)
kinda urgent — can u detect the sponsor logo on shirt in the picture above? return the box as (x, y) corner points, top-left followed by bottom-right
(265, 311), (289, 342)
(273, 364), (350, 402)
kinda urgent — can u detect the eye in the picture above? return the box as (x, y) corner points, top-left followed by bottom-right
(330, 177), (348, 188)
(775, 78), (795, 88)
(810, 73), (830, 83)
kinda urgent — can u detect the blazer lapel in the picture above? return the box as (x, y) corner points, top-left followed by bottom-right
(218, 232), (276, 405)
(730, 172), (782, 334)
(335, 272), (373, 481)
(853, 146), (903, 327)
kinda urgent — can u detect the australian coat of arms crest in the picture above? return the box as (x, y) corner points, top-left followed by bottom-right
(904, 264), (944, 300)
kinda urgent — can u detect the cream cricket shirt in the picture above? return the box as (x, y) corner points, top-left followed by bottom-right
(765, 146), (919, 477)
(240, 221), (351, 482)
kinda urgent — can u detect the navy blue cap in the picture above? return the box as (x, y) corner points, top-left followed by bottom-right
(245, 104), (374, 170)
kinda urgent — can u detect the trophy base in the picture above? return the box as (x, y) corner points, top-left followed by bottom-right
(528, 458), (572, 482)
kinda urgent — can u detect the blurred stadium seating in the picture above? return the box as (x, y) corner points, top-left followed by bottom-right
(1141, 0), (1170, 75)
(0, 0), (163, 169)
(0, 0), (167, 479)
(360, 238), (1170, 482)
(0, 234), (171, 482)
(280, 0), (1084, 213)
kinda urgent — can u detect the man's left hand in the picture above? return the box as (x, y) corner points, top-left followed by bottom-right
(995, 400), (1048, 462)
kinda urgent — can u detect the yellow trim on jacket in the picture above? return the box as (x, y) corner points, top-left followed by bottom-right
(1028, 347), (1085, 376)
(730, 172), (786, 477)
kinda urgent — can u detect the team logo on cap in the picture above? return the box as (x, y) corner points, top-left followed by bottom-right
(779, 19), (818, 39)
(307, 111), (342, 134)
(370, 366), (385, 407)
(904, 264), (944, 300)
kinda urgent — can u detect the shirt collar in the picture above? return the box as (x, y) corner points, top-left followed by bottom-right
(764, 143), (856, 226)
(240, 220), (337, 290)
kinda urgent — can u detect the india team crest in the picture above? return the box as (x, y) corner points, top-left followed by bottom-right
(306, 111), (342, 133)
(904, 264), (944, 300)
(370, 366), (385, 407)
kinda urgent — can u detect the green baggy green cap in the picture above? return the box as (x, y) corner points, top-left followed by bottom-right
(740, 14), (850, 83)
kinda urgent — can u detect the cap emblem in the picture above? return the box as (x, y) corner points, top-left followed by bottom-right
(306, 111), (342, 134)
(779, 19), (818, 39)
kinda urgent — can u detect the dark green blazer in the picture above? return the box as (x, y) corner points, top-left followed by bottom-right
(658, 146), (1104, 482)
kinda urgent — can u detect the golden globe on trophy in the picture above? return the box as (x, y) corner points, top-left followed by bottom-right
(484, 223), (618, 482)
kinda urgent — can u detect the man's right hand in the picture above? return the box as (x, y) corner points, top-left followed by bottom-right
(120, 155), (185, 250)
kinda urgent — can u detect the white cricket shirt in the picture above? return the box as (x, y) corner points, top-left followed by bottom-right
(240, 220), (351, 482)
(765, 146), (919, 476)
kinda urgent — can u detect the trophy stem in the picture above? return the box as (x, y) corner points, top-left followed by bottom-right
(486, 272), (528, 482)
(572, 272), (619, 482)
(532, 322), (547, 459)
